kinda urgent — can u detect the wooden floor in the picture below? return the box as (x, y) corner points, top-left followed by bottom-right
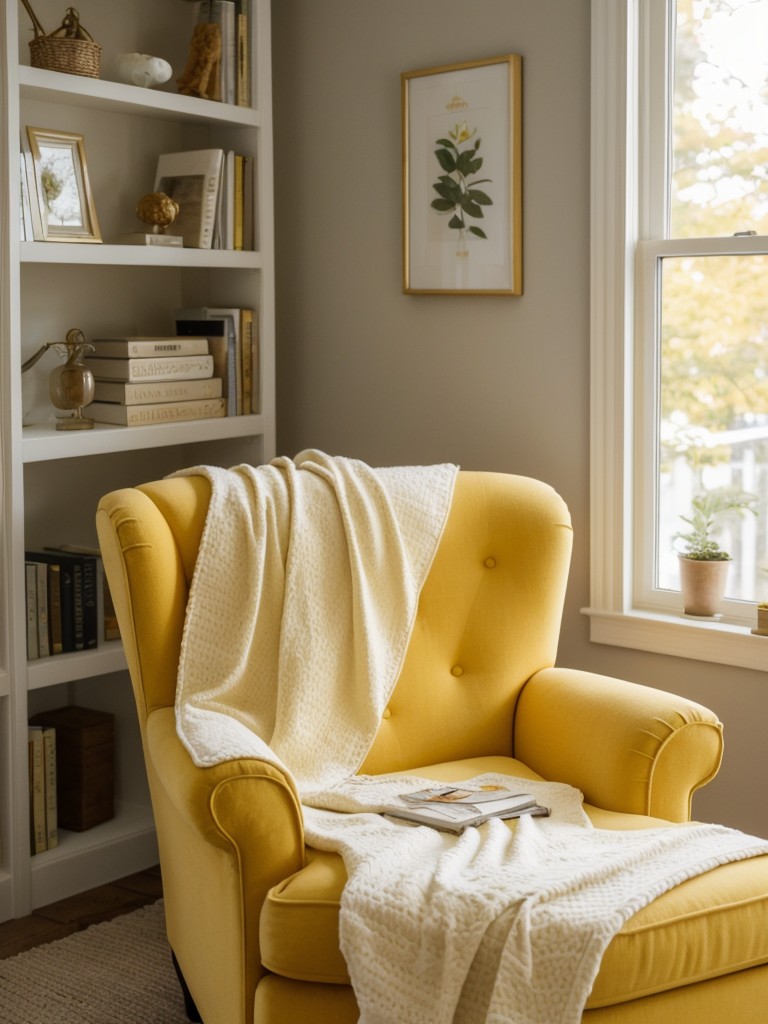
(0, 866), (163, 960)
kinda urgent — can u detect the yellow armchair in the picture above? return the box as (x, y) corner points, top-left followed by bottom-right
(96, 471), (768, 1024)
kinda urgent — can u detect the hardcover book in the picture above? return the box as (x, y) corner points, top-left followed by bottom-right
(88, 397), (227, 426)
(154, 149), (225, 249)
(93, 377), (223, 405)
(90, 337), (209, 358)
(85, 354), (215, 382)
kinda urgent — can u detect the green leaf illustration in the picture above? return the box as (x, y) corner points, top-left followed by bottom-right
(430, 122), (493, 240)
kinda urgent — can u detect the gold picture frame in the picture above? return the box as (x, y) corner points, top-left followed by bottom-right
(402, 55), (522, 295)
(24, 127), (101, 243)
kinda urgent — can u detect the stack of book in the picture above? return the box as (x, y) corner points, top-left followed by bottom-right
(24, 548), (105, 658)
(176, 307), (258, 414)
(154, 147), (254, 250)
(85, 337), (227, 426)
(28, 723), (57, 854)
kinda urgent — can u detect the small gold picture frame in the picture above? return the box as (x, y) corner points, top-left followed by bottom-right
(402, 55), (522, 295)
(24, 127), (101, 243)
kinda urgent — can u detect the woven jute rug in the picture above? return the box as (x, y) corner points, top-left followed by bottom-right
(0, 900), (188, 1023)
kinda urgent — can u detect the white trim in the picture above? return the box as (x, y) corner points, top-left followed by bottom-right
(585, 608), (768, 672)
(590, 0), (637, 613)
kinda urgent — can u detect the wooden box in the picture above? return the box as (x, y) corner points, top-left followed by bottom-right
(29, 706), (114, 831)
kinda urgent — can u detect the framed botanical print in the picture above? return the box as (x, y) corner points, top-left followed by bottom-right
(402, 55), (522, 295)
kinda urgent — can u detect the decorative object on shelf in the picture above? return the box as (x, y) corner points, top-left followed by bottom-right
(22, 327), (96, 430)
(111, 52), (172, 88)
(402, 55), (523, 295)
(20, 2), (101, 79)
(675, 489), (759, 617)
(122, 191), (183, 247)
(752, 604), (768, 637)
(23, 126), (101, 242)
(177, 19), (222, 100)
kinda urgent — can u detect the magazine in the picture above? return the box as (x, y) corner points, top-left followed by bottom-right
(383, 782), (550, 834)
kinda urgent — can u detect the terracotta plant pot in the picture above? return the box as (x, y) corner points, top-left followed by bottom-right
(678, 556), (730, 617)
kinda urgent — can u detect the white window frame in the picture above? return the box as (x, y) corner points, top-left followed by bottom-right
(587, 0), (768, 671)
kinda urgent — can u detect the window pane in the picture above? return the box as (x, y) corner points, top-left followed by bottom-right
(658, 254), (768, 602)
(671, 0), (768, 238)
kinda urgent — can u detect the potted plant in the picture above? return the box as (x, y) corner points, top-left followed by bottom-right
(675, 490), (759, 617)
(754, 603), (768, 637)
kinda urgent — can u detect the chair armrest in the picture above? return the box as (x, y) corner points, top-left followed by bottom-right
(146, 707), (305, 862)
(513, 667), (723, 821)
(144, 708), (306, 1024)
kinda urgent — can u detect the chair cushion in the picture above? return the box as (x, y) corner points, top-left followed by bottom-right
(259, 757), (768, 1008)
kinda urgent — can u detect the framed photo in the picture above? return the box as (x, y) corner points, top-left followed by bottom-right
(24, 127), (101, 243)
(402, 55), (522, 295)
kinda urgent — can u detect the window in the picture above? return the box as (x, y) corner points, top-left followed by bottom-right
(589, 0), (768, 669)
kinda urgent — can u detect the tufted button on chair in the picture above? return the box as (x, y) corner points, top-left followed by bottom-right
(96, 470), (768, 1024)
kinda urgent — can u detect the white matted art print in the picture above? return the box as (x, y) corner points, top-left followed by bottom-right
(402, 55), (522, 295)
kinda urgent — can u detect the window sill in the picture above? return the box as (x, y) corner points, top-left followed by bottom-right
(583, 608), (768, 672)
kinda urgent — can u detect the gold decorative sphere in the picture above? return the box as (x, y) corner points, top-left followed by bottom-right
(136, 192), (180, 232)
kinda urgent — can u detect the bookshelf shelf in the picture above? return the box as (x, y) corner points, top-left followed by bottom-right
(19, 241), (262, 269)
(19, 65), (261, 128)
(27, 642), (127, 691)
(2, 0), (275, 919)
(30, 802), (158, 908)
(22, 413), (266, 463)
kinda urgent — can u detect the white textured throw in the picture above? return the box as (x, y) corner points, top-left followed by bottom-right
(174, 452), (768, 1024)
(174, 450), (458, 787)
(303, 773), (768, 1024)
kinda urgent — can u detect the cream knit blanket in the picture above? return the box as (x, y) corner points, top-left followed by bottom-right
(302, 773), (768, 1024)
(174, 450), (458, 785)
(174, 452), (768, 1023)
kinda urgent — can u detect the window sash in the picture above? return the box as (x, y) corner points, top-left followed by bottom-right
(634, 235), (768, 628)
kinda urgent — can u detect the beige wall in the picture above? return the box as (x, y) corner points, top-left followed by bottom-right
(272, 0), (768, 838)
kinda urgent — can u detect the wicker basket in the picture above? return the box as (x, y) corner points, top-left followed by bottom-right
(29, 35), (101, 78)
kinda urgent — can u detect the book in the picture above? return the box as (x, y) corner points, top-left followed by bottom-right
(87, 397), (227, 426)
(90, 337), (210, 358)
(236, 0), (251, 107)
(220, 150), (236, 249)
(47, 562), (63, 655)
(84, 354), (215, 382)
(28, 727), (46, 854)
(34, 562), (50, 658)
(93, 377), (223, 406)
(382, 782), (549, 834)
(242, 154), (255, 250)
(240, 307), (256, 412)
(42, 726), (58, 850)
(25, 563), (38, 660)
(154, 149), (225, 249)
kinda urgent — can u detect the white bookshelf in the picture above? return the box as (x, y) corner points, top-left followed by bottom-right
(0, 0), (275, 918)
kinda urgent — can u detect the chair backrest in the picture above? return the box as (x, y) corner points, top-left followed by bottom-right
(96, 470), (573, 770)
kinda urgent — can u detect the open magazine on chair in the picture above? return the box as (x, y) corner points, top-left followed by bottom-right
(383, 781), (550, 834)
